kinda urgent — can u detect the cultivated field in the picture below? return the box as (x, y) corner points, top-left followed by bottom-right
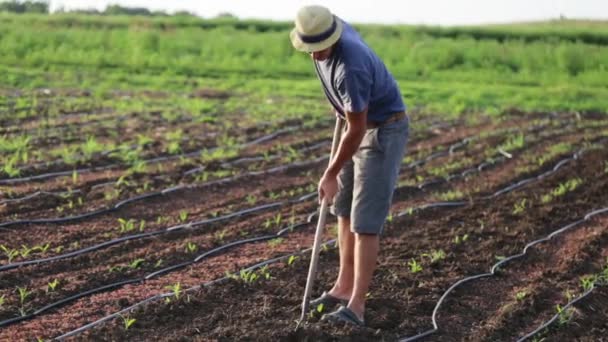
(0, 13), (607, 341)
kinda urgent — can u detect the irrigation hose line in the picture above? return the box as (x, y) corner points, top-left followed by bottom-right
(49, 142), (607, 339)
(297, 116), (344, 330)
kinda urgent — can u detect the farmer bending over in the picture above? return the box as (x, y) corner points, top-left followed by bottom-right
(290, 5), (410, 327)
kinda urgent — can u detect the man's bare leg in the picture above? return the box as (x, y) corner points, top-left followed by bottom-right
(348, 233), (379, 321)
(328, 216), (355, 300)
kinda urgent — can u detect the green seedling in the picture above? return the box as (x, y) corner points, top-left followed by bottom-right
(17, 286), (31, 316)
(267, 238), (284, 248)
(139, 220), (146, 232)
(47, 279), (60, 292)
(20, 245), (34, 258)
(185, 242), (198, 253)
(453, 234), (469, 245)
(239, 269), (259, 283)
(258, 265), (272, 280)
(422, 249), (446, 264)
(408, 258), (423, 273)
(556, 304), (573, 325)
(165, 282), (182, 302)
(118, 218), (135, 233)
(246, 194), (257, 205)
(580, 275), (596, 291)
(54, 245), (64, 254)
(515, 291), (527, 301)
(1, 245), (19, 263)
(72, 170), (78, 184)
(118, 314), (136, 330)
(512, 198), (528, 215)
(0, 294), (5, 309)
(108, 265), (124, 273)
(214, 229), (227, 243)
(178, 210), (188, 223)
(34, 243), (50, 254)
(154, 259), (163, 268)
(386, 213), (393, 223)
(274, 213), (282, 227)
(129, 258), (145, 269)
(286, 255), (299, 266)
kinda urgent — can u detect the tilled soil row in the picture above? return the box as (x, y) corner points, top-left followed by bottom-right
(2, 121), (598, 274)
(538, 285), (608, 341)
(433, 215), (608, 341)
(4, 134), (605, 337)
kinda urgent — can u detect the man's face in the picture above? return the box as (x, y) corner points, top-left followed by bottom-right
(310, 46), (333, 61)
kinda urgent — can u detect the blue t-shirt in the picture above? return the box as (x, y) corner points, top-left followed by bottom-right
(314, 19), (406, 123)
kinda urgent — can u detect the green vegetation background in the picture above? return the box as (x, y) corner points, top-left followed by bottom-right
(1, 12), (607, 116)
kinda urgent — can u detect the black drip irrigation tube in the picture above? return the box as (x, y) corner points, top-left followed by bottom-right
(0, 206), (321, 329)
(48, 139), (605, 339)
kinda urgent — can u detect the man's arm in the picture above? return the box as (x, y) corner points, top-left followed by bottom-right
(318, 108), (367, 203)
(326, 109), (368, 178)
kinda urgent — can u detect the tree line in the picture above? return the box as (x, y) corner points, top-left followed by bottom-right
(0, 1), (201, 16)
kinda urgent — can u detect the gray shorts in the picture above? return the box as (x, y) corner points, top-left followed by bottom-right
(330, 116), (409, 235)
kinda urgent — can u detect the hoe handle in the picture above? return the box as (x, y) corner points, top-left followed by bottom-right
(298, 116), (344, 327)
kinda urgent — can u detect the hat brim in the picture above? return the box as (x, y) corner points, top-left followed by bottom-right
(290, 19), (343, 53)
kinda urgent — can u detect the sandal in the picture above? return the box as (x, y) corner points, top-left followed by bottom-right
(322, 305), (365, 327)
(310, 291), (349, 310)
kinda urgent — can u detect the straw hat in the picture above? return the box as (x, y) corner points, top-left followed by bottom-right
(290, 5), (343, 53)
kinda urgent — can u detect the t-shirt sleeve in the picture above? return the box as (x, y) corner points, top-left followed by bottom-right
(336, 69), (371, 113)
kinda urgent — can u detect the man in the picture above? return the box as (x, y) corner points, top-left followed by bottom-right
(290, 5), (410, 327)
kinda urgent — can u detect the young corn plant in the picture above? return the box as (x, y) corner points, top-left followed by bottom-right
(178, 210), (188, 223)
(185, 242), (198, 253)
(118, 314), (137, 330)
(129, 258), (145, 269)
(422, 249), (446, 264)
(556, 304), (573, 325)
(512, 198), (528, 215)
(1, 245), (19, 263)
(246, 194), (257, 205)
(17, 286), (31, 316)
(267, 238), (284, 249)
(408, 258), (423, 273)
(286, 255), (299, 267)
(453, 234), (469, 245)
(437, 190), (464, 202)
(580, 275), (596, 291)
(118, 218), (136, 233)
(258, 265), (272, 280)
(47, 279), (60, 293)
(164, 282), (181, 303)
(541, 178), (583, 203)
(515, 291), (527, 301)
